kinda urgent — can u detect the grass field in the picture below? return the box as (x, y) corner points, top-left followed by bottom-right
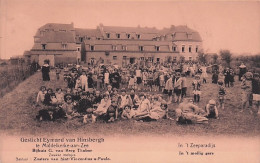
(0, 70), (259, 137)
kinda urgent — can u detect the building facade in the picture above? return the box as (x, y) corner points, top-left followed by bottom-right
(25, 23), (202, 67)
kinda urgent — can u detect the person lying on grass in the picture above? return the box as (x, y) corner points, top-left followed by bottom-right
(175, 98), (208, 124)
(121, 105), (135, 120)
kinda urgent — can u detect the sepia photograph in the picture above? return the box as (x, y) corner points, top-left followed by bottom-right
(0, 0), (260, 162)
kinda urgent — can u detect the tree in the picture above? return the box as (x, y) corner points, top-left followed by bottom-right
(220, 50), (232, 67)
(212, 54), (218, 64)
(197, 51), (208, 64)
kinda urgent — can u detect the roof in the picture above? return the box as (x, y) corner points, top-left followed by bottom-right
(40, 31), (75, 43)
(101, 25), (160, 34)
(75, 28), (102, 37)
(38, 23), (74, 32)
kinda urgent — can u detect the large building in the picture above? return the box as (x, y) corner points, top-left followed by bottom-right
(25, 23), (202, 67)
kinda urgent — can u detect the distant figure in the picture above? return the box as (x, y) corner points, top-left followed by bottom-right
(239, 63), (247, 81)
(42, 60), (50, 81)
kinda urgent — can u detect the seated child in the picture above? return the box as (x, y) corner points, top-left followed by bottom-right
(55, 88), (64, 104)
(205, 100), (219, 119)
(106, 100), (118, 122)
(36, 86), (46, 105)
(121, 105), (134, 120)
(61, 94), (78, 119)
(43, 88), (53, 106)
(83, 108), (95, 123)
(93, 94), (111, 117)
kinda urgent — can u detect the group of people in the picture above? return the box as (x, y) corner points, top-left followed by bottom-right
(36, 61), (260, 124)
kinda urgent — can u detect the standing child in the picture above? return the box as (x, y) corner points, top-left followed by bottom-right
(80, 71), (88, 91)
(240, 72), (253, 112)
(217, 80), (226, 109)
(192, 75), (201, 103)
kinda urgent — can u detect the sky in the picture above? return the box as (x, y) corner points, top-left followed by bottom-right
(0, 0), (260, 59)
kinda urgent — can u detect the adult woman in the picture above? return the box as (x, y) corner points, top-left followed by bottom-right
(42, 60), (50, 81)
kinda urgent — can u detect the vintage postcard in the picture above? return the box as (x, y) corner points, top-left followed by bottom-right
(0, 0), (259, 163)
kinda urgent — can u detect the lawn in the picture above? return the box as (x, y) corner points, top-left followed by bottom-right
(0, 70), (259, 137)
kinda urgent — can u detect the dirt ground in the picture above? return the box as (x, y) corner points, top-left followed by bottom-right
(0, 70), (259, 137)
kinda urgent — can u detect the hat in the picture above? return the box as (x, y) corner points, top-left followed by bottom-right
(209, 100), (216, 105)
(139, 93), (145, 97)
(64, 94), (73, 102)
(217, 80), (223, 85)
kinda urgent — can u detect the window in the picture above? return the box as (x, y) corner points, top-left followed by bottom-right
(122, 45), (127, 51)
(77, 47), (80, 51)
(62, 44), (67, 49)
(182, 45), (185, 53)
(79, 37), (84, 42)
(113, 56), (117, 60)
(90, 45), (94, 51)
(42, 44), (46, 50)
(139, 46), (144, 51)
(157, 58), (160, 62)
(196, 46), (199, 52)
(123, 56), (127, 60)
(140, 57), (144, 60)
(187, 34), (192, 39)
(106, 33), (110, 38)
(136, 34), (140, 39)
(126, 34), (130, 39)
(173, 46), (176, 52)
(155, 46), (160, 51)
(189, 46), (192, 53)
(116, 33), (120, 38)
(112, 45), (117, 51)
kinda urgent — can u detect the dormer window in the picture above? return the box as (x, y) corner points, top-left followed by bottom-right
(136, 34), (141, 39)
(187, 34), (192, 39)
(106, 33), (110, 38)
(42, 44), (46, 50)
(182, 45), (185, 53)
(116, 33), (120, 39)
(189, 46), (192, 53)
(112, 45), (117, 51)
(127, 34), (131, 39)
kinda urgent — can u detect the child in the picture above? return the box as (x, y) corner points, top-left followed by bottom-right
(62, 94), (77, 119)
(55, 88), (64, 104)
(36, 86), (46, 105)
(55, 67), (61, 80)
(106, 100), (118, 122)
(165, 75), (174, 104)
(181, 73), (187, 100)
(217, 80), (226, 110)
(174, 72), (182, 104)
(93, 94), (111, 117)
(43, 88), (53, 106)
(205, 100), (219, 119)
(83, 108), (95, 123)
(240, 72), (253, 112)
(128, 75), (136, 89)
(121, 105), (134, 120)
(80, 71), (88, 91)
(192, 75), (201, 103)
(252, 73), (260, 115)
